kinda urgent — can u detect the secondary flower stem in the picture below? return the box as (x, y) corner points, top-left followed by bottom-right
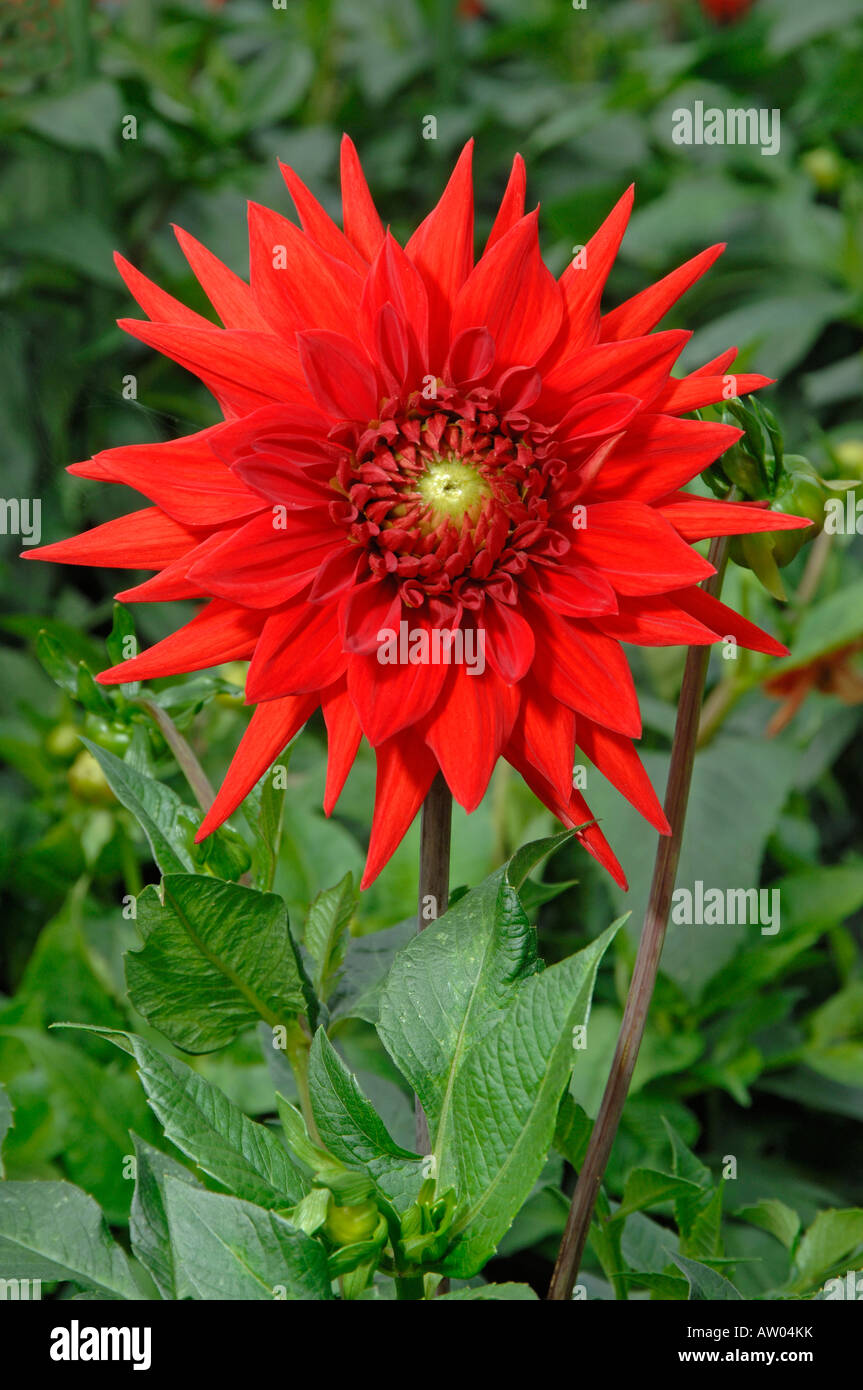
(136, 697), (216, 812)
(415, 772), (453, 1155)
(395, 1272), (426, 1301)
(285, 1021), (321, 1145)
(547, 529), (734, 1301)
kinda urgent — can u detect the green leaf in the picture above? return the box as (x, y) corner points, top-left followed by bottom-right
(440, 918), (622, 1277)
(587, 736), (799, 999)
(304, 873), (356, 1003)
(670, 1253), (744, 1300)
(241, 762), (289, 893)
(0, 1083), (14, 1179)
(0, 1181), (142, 1299)
(35, 630), (79, 696)
(612, 1168), (704, 1223)
(76, 664), (114, 716)
(783, 579), (863, 668)
(16, 881), (127, 1042)
(126, 874), (306, 1052)
(553, 1095), (593, 1170)
(4, 1028), (153, 1221)
(19, 80), (123, 160)
(438, 1282), (539, 1300)
(129, 1134), (198, 1301)
(377, 838), (561, 1124)
(663, 1119), (713, 1189)
(328, 917), (416, 1024)
(622, 1270), (689, 1299)
(681, 1182), (724, 1260)
(121, 1034), (307, 1208)
(80, 739), (197, 875)
(308, 1030), (423, 1211)
(105, 603), (137, 673)
(736, 1198), (801, 1251)
(378, 839), (618, 1276)
(163, 1180), (332, 1300)
(276, 1095), (343, 1177)
(793, 1209), (863, 1289)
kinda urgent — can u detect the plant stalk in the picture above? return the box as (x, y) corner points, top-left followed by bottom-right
(415, 772), (452, 1155)
(285, 1021), (321, 1145)
(395, 1273), (426, 1301)
(136, 697), (215, 812)
(547, 531), (733, 1300)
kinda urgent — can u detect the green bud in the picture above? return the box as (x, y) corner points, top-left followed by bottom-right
(68, 749), (116, 806)
(324, 1197), (382, 1248)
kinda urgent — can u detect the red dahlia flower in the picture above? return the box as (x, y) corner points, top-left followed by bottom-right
(764, 639), (863, 736)
(699, 0), (755, 21)
(27, 140), (808, 889)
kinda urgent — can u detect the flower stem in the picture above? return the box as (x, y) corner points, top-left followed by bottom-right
(415, 772), (452, 1155)
(395, 1272), (426, 1301)
(547, 530), (734, 1300)
(136, 697), (215, 813)
(285, 1021), (321, 1145)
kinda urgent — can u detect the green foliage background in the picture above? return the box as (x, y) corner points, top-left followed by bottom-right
(1, 0), (863, 1298)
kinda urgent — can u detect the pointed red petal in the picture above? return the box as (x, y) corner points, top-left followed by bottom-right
(118, 319), (309, 414)
(657, 494), (811, 542)
(574, 501), (715, 596)
(360, 231), (431, 368)
(504, 745), (629, 889)
(508, 681), (576, 805)
(690, 347), (738, 377)
(540, 330), (690, 418)
(485, 153), (526, 253)
(451, 210), (563, 375)
(308, 547), (364, 603)
(347, 643), (448, 745)
(444, 326), (495, 388)
(23, 507), (199, 569)
(585, 416), (743, 503)
(594, 594), (718, 647)
(322, 684), (362, 815)
(97, 600), (264, 684)
(555, 393), (641, 446)
(247, 202), (365, 342)
(528, 561), (619, 618)
(196, 694), (319, 839)
(406, 141), (475, 367)
(246, 600), (347, 700)
(652, 372), (772, 416)
(339, 577), (402, 655)
(600, 244), (725, 342)
(173, 225), (270, 332)
(340, 135), (385, 262)
(115, 534), (226, 603)
(482, 599), (536, 683)
(113, 252), (210, 328)
(231, 449), (334, 510)
(576, 719), (670, 834)
(552, 186), (633, 356)
(297, 330), (379, 421)
(279, 160), (368, 274)
(673, 586), (789, 657)
(362, 732), (439, 888)
(188, 510), (340, 608)
(526, 599), (642, 737)
(88, 431), (266, 527)
(423, 663), (520, 812)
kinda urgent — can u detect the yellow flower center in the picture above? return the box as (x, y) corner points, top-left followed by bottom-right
(417, 457), (492, 527)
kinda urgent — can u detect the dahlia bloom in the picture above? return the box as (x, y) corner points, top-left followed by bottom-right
(765, 639), (863, 736)
(699, 0), (755, 21)
(28, 141), (807, 888)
